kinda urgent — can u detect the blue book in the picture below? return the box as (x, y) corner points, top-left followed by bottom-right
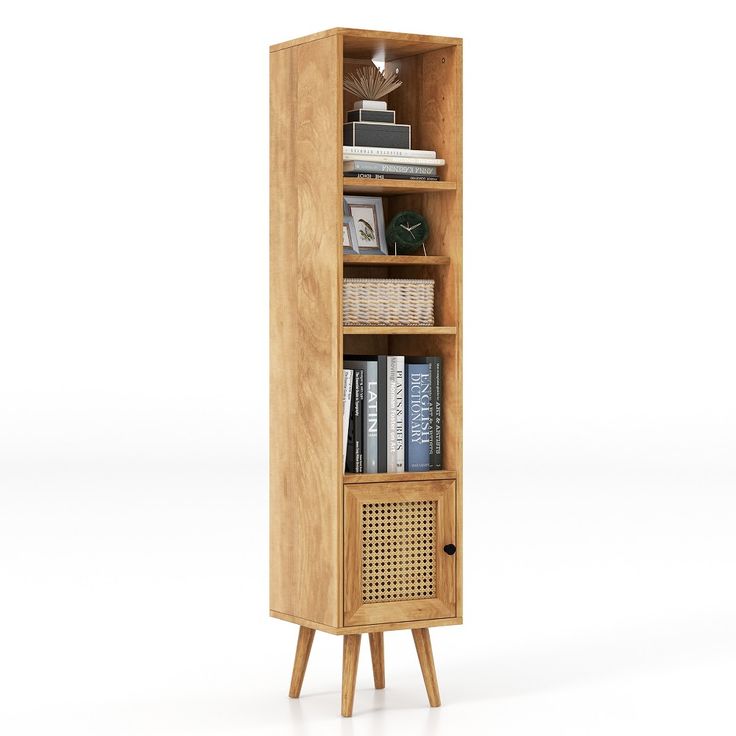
(405, 363), (431, 472)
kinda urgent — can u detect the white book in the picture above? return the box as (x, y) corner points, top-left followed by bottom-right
(386, 356), (405, 473)
(343, 145), (437, 159)
(394, 357), (405, 472)
(344, 153), (445, 166)
(342, 369), (354, 470)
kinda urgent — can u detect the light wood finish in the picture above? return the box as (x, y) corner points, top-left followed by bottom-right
(269, 34), (343, 628)
(344, 481), (456, 626)
(288, 626), (315, 698)
(271, 29), (462, 713)
(343, 254), (451, 266)
(343, 326), (456, 335)
(368, 633), (385, 689)
(412, 628), (441, 707)
(344, 470), (456, 484)
(270, 608), (462, 635)
(271, 28), (461, 59)
(341, 634), (362, 717)
(343, 178), (457, 195)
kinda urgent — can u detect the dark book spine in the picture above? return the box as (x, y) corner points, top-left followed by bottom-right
(429, 358), (442, 470)
(354, 370), (364, 473)
(345, 378), (356, 473)
(343, 172), (440, 181)
(377, 355), (388, 473)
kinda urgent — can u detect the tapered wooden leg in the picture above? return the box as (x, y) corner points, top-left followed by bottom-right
(368, 632), (385, 689)
(288, 626), (315, 698)
(412, 628), (441, 707)
(341, 634), (361, 717)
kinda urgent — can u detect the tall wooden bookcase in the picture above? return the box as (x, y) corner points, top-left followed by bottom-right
(270, 28), (462, 717)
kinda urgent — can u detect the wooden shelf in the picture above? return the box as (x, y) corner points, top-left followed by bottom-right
(343, 178), (457, 195)
(344, 470), (457, 484)
(343, 255), (450, 266)
(343, 326), (457, 335)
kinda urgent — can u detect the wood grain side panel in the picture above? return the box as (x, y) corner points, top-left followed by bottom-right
(270, 35), (342, 628)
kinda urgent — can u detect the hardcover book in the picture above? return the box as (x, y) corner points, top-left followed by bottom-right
(344, 359), (378, 473)
(344, 161), (438, 176)
(343, 145), (437, 159)
(344, 173), (440, 181)
(353, 369), (364, 473)
(377, 355), (388, 473)
(406, 357), (442, 470)
(387, 356), (405, 473)
(342, 369), (353, 470)
(405, 363), (431, 472)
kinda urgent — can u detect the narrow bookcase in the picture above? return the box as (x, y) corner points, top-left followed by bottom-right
(270, 28), (463, 717)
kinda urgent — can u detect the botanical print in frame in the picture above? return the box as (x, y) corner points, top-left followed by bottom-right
(343, 195), (387, 255)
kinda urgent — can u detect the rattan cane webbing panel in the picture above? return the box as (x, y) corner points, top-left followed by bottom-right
(361, 500), (437, 603)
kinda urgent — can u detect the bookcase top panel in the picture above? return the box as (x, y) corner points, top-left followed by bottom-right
(270, 28), (462, 60)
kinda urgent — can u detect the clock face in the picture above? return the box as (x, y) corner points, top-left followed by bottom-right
(387, 210), (429, 248)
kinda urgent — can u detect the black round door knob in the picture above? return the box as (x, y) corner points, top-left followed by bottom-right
(443, 544), (457, 556)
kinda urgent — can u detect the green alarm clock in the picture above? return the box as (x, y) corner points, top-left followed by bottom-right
(386, 210), (430, 255)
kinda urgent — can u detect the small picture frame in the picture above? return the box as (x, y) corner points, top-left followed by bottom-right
(343, 195), (387, 254)
(342, 216), (360, 254)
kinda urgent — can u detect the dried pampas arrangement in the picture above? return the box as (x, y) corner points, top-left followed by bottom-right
(343, 65), (402, 101)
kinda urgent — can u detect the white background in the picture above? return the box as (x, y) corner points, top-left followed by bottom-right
(2, 2), (735, 734)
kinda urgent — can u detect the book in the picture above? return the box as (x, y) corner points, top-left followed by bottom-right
(344, 145), (436, 159)
(377, 355), (388, 473)
(395, 358), (405, 472)
(405, 363), (431, 472)
(343, 153), (445, 166)
(353, 369), (364, 472)
(345, 377), (357, 473)
(342, 369), (353, 470)
(406, 357), (442, 470)
(344, 359), (378, 473)
(344, 161), (438, 176)
(387, 356), (405, 472)
(344, 173), (440, 182)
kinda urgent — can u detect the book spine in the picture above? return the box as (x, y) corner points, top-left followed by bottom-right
(342, 369), (353, 471)
(343, 154), (445, 166)
(344, 145), (436, 159)
(344, 173), (440, 181)
(354, 370), (364, 473)
(395, 357), (405, 472)
(431, 358), (442, 470)
(365, 362), (378, 473)
(377, 356), (388, 473)
(387, 357), (398, 472)
(405, 364), (431, 472)
(344, 161), (438, 175)
(345, 378), (356, 473)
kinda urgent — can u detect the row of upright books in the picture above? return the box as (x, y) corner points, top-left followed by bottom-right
(342, 355), (442, 474)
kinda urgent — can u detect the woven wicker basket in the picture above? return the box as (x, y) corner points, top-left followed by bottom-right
(343, 278), (435, 326)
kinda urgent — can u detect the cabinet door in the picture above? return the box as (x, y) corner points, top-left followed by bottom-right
(344, 480), (456, 626)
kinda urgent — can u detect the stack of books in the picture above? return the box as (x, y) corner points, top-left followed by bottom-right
(343, 100), (444, 181)
(342, 355), (442, 474)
